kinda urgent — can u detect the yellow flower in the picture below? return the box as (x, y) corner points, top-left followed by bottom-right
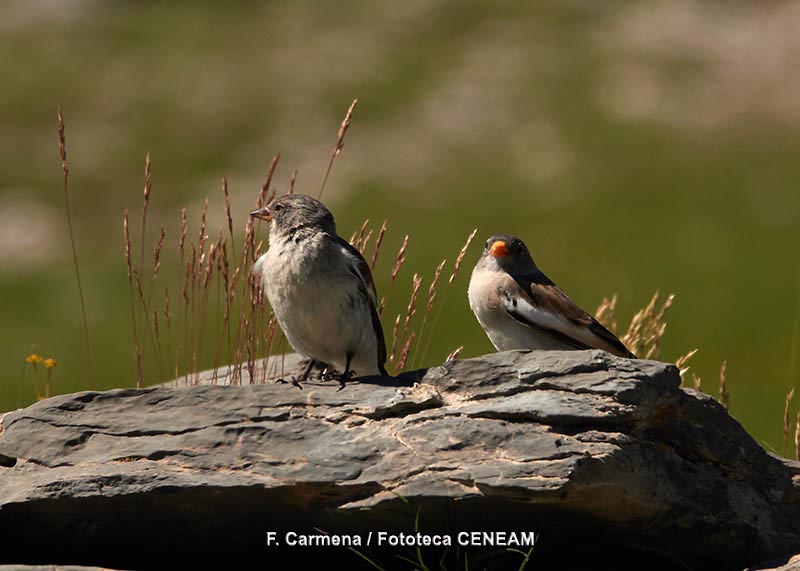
(26, 354), (44, 364)
(43, 358), (58, 369)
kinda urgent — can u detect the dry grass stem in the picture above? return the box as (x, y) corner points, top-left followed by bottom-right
(57, 108), (93, 388)
(719, 360), (730, 410)
(391, 235), (409, 284)
(318, 98), (357, 199)
(351, 219), (370, 250)
(594, 295), (618, 333)
(164, 285), (175, 380)
(152, 225), (165, 280)
(403, 273), (423, 331)
(411, 258), (447, 369)
(675, 348), (699, 381)
(395, 332), (415, 374)
(123, 210), (143, 387)
(197, 198), (209, 273)
(785, 388), (796, 457)
(136, 153), (152, 367)
(426, 259), (447, 315)
(445, 346), (463, 363)
(795, 410), (800, 461)
(421, 229), (480, 366)
(179, 208), (187, 261)
(370, 220), (387, 271)
(449, 228), (478, 285)
(258, 154), (281, 209)
(223, 176), (234, 246)
(620, 291), (675, 359)
(359, 229), (373, 255)
(389, 314), (401, 363)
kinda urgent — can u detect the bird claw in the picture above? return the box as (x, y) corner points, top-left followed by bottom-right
(336, 370), (356, 390)
(320, 368), (355, 389)
(275, 376), (304, 390)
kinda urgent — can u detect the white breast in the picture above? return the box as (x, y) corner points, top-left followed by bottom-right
(468, 267), (569, 352)
(256, 234), (380, 376)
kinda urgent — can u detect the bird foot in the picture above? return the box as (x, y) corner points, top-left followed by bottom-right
(320, 368), (355, 389)
(275, 376), (304, 390)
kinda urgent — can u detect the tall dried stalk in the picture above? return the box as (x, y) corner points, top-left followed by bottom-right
(387, 273), (424, 374)
(137, 153), (153, 375)
(370, 221), (387, 271)
(420, 229), (478, 365)
(318, 98), (357, 199)
(449, 229), (478, 286)
(149, 225), (166, 379)
(594, 295), (619, 333)
(619, 291), (675, 359)
(391, 235), (409, 284)
(255, 154), (281, 234)
(411, 258), (447, 369)
(123, 210), (143, 387)
(349, 218), (368, 247)
(719, 360), (730, 410)
(395, 332), (415, 374)
(784, 388), (795, 457)
(675, 348), (699, 382)
(444, 346), (463, 363)
(795, 410), (800, 461)
(388, 315), (401, 364)
(596, 291), (700, 376)
(403, 273), (423, 332)
(57, 108), (93, 388)
(223, 176), (234, 250)
(164, 286), (175, 381)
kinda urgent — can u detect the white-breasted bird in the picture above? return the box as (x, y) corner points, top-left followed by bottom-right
(251, 194), (387, 386)
(467, 234), (635, 358)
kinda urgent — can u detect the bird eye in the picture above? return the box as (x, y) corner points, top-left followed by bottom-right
(273, 204), (283, 212)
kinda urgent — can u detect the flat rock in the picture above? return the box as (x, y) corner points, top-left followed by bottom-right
(1, 350), (798, 570)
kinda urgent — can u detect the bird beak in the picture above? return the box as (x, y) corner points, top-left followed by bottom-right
(490, 240), (509, 258)
(250, 206), (271, 221)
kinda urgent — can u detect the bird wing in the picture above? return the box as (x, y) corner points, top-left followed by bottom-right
(336, 237), (388, 373)
(336, 237), (378, 305)
(501, 271), (635, 358)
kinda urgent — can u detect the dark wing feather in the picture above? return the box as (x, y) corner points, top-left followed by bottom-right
(336, 237), (388, 374)
(504, 299), (593, 350)
(508, 269), (636, 359)
(337, 237), (378, 305)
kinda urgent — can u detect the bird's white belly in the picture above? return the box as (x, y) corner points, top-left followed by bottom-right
(468, 269), (569, 352)
(258, 242), (379, 375)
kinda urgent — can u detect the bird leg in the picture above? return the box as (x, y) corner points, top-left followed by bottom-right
(336, 354), (355, 391)
(276, 359), (316, 390)
(320, 356), (356, 388)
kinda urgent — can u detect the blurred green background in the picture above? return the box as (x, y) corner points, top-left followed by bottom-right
(2, 1), (799, 454)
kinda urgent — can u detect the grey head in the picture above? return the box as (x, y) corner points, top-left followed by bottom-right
(477, 234), (539, 275)
(250, 194), (337, 238)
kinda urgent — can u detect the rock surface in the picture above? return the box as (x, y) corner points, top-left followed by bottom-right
(746, 555), (800, 571)
(1, 350), (799, 570)
(0, 567), (126, 571)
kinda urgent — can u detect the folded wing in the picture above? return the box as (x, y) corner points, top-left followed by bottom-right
(336, 237), (388, 373)
(502, 273), (635, 359)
